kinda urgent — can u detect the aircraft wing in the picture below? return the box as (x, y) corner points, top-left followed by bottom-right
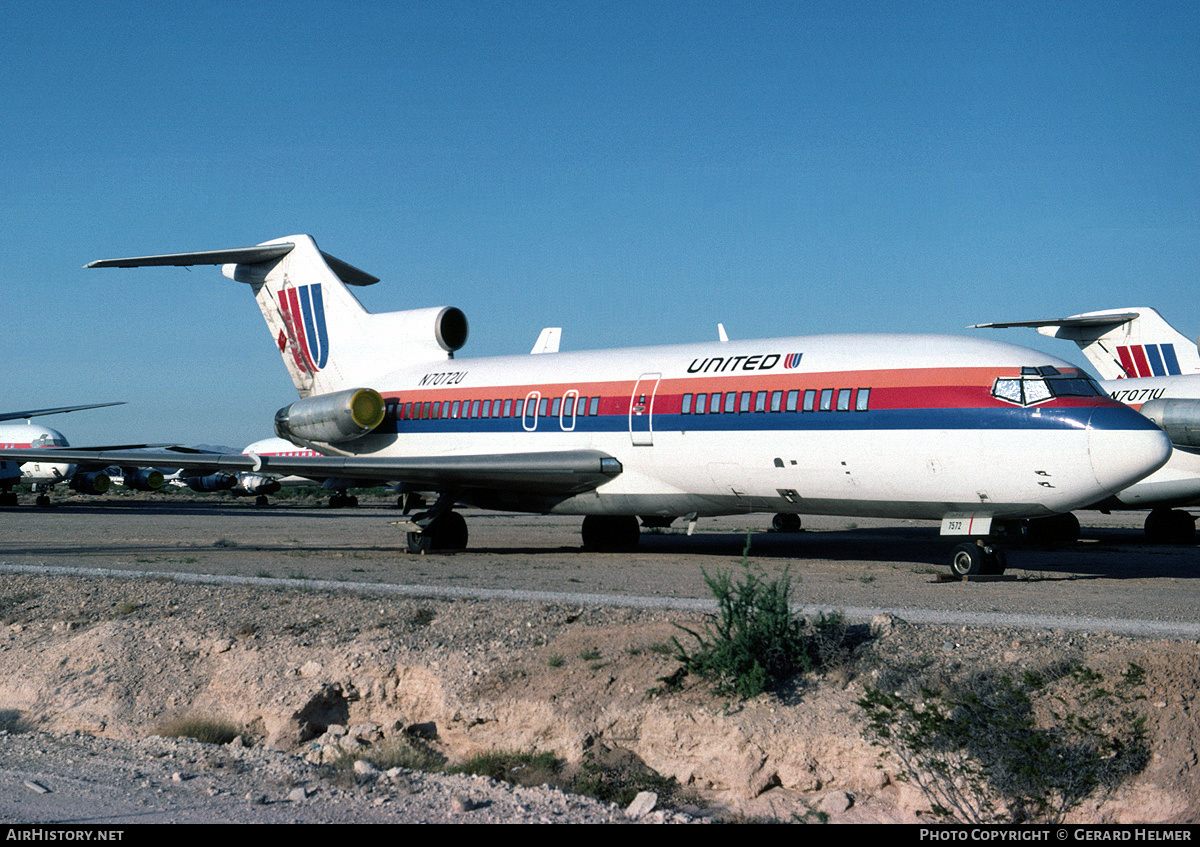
(0, 447), (622, 495)
(0, 402), (125, 423)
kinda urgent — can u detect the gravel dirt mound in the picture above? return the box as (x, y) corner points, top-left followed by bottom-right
(0, 572), (1196, 823)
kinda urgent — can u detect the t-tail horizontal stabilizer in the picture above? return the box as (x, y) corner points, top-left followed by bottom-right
(972, 307), (1200, 380)
(88, 235), (464, 397)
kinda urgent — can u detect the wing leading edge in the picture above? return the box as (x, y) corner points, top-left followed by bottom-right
(0, 447), (622, 495)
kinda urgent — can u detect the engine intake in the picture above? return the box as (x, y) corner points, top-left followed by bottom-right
(69, 471), (110, 495)
(122, 468), (165, 491)
(275, 387), (385, 446)
(1139, 398), (1200, 448)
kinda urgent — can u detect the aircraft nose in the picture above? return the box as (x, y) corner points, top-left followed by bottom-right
(1087, 410), (1172, 494)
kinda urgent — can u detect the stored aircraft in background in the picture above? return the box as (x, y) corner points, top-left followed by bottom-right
(0, 235), (1172, 576)
(0, 402), (167, 506)
(974, 308), (1200, 541)
(170, 436), (371, 507)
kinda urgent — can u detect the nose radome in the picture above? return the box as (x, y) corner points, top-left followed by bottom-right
(1088, 414), (1172, 495)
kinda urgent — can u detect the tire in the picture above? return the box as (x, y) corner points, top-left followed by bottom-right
(950, 542), (985, 577)
(407, 532), (431, 554)
(429, 511), (468, 550)
(408, 511), (469, 553)
(771, 513), (802, 533)
(581, 515), (641, 552)
(1025, 513), (1080, 545)
(1146, 508), (1195, 544)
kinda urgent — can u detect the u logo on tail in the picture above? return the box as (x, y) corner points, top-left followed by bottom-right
(277, 284), (329, 373)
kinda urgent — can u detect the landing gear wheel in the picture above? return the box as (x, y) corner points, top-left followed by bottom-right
(581, 515), (641, 552)
(771, 513), (802, 533)
(407, 510), (469, 553)
(255, 495), (270, 507)
(36, 494), (51, 508)
(1145, 508), (1196, 544)
(950, 542), (985, 577)
(950, 541), (1006, 577)
(1024, 513), (1081, 545)
(0, 492), (17, 508)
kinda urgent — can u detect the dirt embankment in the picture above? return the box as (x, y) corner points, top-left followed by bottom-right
(0, 572), (1196, 823)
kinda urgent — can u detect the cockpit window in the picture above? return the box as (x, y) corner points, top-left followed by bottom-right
(992, 368), (1104, 406)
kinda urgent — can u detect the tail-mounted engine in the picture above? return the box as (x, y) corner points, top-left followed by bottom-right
(1139, 398), (1200, 448)
(275, 387), (386, 446)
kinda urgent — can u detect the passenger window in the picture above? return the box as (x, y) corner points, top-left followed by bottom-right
(725, 393), (737, 414)
(682, 393), (693, 414)
(803, 389), (816, 411)
(550, 397), (561, 417)
(539, 397), (549, 416)
(770, 391), (782, 413)
(695, 393), (707, 414)
(786, 390), (798, 412)
(451, 400), (461, 419)
(589, 396), (599, 416)
(404, 402), (414, 420)
(856, 388), (870, 411)
(820, 389), (833, 411)
(837, 389), (851, 411)
(755, 391), (767, 412)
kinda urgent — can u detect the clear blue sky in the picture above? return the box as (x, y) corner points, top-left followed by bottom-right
(4, 1), (1198, 448)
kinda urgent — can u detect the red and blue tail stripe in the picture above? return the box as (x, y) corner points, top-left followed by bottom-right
(1116, 344), (1181, 378)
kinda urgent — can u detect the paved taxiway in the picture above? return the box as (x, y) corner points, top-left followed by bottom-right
(1, 496), (1198, 633)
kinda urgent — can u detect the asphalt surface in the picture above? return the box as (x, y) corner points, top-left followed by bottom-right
(2, 494), (1198, 634)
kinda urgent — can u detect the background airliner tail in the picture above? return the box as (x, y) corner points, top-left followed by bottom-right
(89, 235), (468, 398)
(974, 308), (1200, 380)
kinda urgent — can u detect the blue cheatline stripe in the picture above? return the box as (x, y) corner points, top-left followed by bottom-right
(381, 404), (1154, 437)
(1145, 344), (1166, 377)
(1161, 343), (1181, 375)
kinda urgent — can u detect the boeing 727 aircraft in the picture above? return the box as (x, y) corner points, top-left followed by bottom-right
(0, 236), (1172, 576)
(975, 307), (1200, 541)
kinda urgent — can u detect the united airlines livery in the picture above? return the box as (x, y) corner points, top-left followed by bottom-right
(1, 235), (1171, 577)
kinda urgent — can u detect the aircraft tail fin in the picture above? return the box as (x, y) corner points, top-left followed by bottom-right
(89, 235), (468, 397)
(972, 308), (1200, 380)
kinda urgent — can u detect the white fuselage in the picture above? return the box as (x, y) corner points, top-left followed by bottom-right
(0, 423), (74, 484)
(298, 333), (1170, 523)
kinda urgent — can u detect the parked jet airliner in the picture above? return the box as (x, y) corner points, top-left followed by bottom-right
(171, 437), (354, 507)
(975, 307), (1200, 541)
(0, 402), (152, 506)
(0, 236), (1172, 576)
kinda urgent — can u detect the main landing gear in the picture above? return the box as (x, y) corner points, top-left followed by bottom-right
(406, 511), (468, 553)
(397, 491), (469, 553)
(1144, 508), (1196, 544)
(580, 515), (641, 552)
(327, 491), (358, 508)
(949, 540), (1007, 577)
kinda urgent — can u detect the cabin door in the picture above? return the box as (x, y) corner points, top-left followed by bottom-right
(629, 373), (661, 446)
